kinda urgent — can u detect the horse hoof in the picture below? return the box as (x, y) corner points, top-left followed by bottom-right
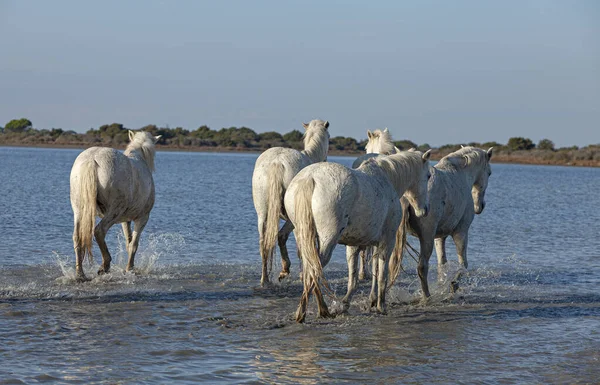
(450, 281), (459, 293)
(97, 267), (110, 275)
(75, 275), (90, 283)
(295, 311), (306, 323)
(377, 307), (388, 315)
(278, 271), (289, 282)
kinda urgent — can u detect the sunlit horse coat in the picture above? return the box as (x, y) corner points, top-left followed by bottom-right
(284, 150), (431, 322)
(251, 119), (330, 286)
(390, 146), (493, 299)
(70, 130), (161, 281)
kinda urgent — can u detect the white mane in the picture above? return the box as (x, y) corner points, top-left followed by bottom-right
(437, 146), (489, 170)
(301, 120), (330, 162)
(362, 150), (425, 193)
(124, 131), (157, 172)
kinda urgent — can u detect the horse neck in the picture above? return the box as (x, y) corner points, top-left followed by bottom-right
(124, 144), (155, 172)
(377, 157), (418, 196)
(437, 160), (478, 186)
(301, 132), (328, 163)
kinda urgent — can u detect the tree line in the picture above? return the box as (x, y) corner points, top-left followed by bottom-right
(1, 118), (598, 166)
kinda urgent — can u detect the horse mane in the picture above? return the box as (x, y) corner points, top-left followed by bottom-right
(368, 129), (397, 155)
(302, 120), (329, 162)
(124, 132), (157, 172)
(366, 151), (424, 192)
(438, 146), (488, 170)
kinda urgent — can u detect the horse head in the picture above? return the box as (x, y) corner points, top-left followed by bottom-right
(365, 128), (396, 155)
(472, 147), (493, 214)
(404, 149), (432, 218)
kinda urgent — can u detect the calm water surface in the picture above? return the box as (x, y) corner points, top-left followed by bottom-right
(0, 147), (599, 384)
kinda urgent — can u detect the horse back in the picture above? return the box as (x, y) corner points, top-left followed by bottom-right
(80, 147), (155, 220)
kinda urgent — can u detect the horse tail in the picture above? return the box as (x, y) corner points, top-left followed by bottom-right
(74, 160), (98, 263)
(388, 200), (409, 287)
(261, 162), (285, 276)
(294, 177), (325, 289)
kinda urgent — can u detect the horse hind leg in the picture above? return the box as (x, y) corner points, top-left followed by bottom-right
(342, 246), (361, 312)
(94, 212), (120, 275)
(256, 215), (270, 286)
(277, 220), (294, 281)
(72, 216), (89, 282)
(126, 216), (149, 272)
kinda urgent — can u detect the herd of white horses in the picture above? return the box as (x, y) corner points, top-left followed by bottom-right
(69, 121), (492, 323)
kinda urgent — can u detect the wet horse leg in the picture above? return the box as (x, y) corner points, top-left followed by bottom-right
(73, 215), (89, 282)
(417, 234), (435, 300)
(435, 236), (447, 282)
(277, 220), (294, 281)
(94, 212), (120, 275)
(452, 232), (469, 269)
(450, 231), (469, 293)
(126, 215), (149, 272)
(257, 215), (270, 286)
(122, 221), (132, 247)
(342, 246), (360, 312)
(358, 247), (366, 280)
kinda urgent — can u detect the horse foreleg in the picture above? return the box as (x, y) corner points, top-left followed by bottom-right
(342, 246), (360, 312)
(126, 216), (149, 272)
(452, 232), (469, 269)
(375, 243), (392, 314)
(417, 236), (434, 301)
(435, 237), (448, 282)
(450, 232), (469, 293)
(122, 221), (132, 245)
(358, 248), (366, 280)
(277, 220), (294, 281)
(369, 252), (379, 308)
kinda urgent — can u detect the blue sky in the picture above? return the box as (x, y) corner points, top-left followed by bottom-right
(1, 0), (598, 147)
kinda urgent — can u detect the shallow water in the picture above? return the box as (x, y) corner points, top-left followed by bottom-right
(0, 147), (599, 384)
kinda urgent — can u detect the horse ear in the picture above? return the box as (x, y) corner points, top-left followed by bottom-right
(154, 135), (162, 143)
(408, 147), (416, 152)
(394, 146), (401, 153)
(302, 122), (309, 130)
(487, 147), (494, 160)
(367, 130), (372, 139)
(422, 149), (432, 162)
(383, 127), (389, 133)
(128, 130), (135, 141)
(460, 144), (465, 148)
(324, 120), (329, 129)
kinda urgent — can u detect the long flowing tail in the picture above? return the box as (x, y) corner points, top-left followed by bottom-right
(261, 162), (285, 277)
(73, 160), (98, 263)
(388, 200), (409, 287)
(293, 177), (324, 288)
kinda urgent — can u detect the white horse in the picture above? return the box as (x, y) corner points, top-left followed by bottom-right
(284, 150), (432, 322)
(351, 128), (401, 279)
(389, 146), (493, 300)
(70, 130), (161, 282)
(251, 119), (330, 286)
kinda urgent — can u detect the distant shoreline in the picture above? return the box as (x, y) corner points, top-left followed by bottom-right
(2, 142), (598, 168)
